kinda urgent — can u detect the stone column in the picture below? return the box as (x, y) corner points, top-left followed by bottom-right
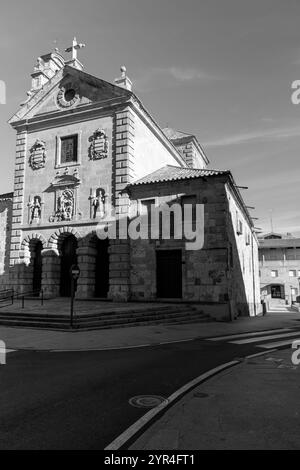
(41, 248), (60, 298)
(76, 246), (97, 298)
(9, 130), (27, 290)
(108, 107), (135, 302)
(108, 238), (131, 301)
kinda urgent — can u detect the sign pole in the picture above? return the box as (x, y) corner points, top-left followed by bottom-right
(70, 264), (80, 329)
(70, 277), (75, 329)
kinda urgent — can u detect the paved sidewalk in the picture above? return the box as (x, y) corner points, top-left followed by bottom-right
(0, 310), (299, 351)
(130, 349), (300, 450)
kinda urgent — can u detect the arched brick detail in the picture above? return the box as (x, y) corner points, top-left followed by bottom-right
(20, 233), (47, 266)
(78, 230), (99, 248)
(21, 233), (47, 251)
(47, 227), (82, 253)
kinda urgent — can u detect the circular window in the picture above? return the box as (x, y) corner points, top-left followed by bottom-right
(57, 84), (80, 109)
(64, 88), (76, 102)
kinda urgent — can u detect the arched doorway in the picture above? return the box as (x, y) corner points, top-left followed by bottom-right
(31, 240), (43, 295)
(95, 239), (109, 297)
(60, 235), (78, 297)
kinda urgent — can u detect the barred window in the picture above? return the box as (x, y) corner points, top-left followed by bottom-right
(60, 135), (78, 164)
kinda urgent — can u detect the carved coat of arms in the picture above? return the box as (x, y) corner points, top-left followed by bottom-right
(29, 139), (46, 170)
(89, 129), (109, 160)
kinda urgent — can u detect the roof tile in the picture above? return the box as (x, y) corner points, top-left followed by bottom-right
(129, 165), (230, 186)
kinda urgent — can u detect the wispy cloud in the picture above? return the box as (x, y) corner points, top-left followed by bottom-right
(203, 125), (300, 148)
(134, 66), (221, 92)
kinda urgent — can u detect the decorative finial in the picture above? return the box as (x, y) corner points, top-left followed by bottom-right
(120, 65), (126, 77)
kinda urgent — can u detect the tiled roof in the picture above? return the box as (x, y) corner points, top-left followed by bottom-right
(0, 192), (13, 200)
(163, 127), (193, 141)
(259, 238), (300, 248)
(129, 165), (230, 186)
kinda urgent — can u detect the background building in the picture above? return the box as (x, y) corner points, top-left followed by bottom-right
(259, 233), (300, 307)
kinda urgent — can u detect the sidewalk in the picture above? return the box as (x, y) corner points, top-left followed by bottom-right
(0, 309), (299, 351)
(130, 348), (300, 450)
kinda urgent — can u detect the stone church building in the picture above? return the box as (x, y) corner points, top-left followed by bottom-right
(0, 42), (261, 320)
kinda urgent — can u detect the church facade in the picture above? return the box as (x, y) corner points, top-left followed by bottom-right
(0, 43), (261, 320)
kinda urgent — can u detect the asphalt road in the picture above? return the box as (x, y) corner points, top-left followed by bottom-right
(0, 335), (292, 449)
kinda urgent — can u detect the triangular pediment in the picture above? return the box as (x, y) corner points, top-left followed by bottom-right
(9, 65), (132, 125)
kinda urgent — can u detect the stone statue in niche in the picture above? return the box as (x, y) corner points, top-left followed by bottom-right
(89, 129), (109, 160)
(28, 196), (42, 224)
(29, 139), (46, 170)
(90, 188), (107, 219)
(49, 189), (74, 222)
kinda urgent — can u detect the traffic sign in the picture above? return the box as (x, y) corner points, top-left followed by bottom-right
(70, 264), (80, 280)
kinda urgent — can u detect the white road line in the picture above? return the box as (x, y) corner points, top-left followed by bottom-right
(244, 349), (278, 359)
(104, 360), (240, 450)
(258, 339), (300, 349)
(207, 328), (293, 341)
(50, 338), (195, 353)
(230, 331), (300, 345)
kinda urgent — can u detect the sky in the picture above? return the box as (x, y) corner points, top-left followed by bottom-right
(0, 0), (300, 235)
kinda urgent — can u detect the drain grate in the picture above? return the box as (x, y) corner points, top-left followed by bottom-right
(129, 395), (168, 408)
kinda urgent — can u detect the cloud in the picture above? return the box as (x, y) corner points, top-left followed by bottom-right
(203, 125), (300, 148)
(134, 66), (220, 92)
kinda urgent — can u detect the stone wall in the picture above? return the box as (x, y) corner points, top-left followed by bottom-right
(127, 175), (260, 319)
(225, 185), (261, 317)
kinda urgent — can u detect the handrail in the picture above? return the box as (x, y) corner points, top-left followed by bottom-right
(0, 288), (44, 309)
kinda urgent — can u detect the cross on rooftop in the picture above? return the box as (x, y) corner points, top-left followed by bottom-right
(65, 37), (85, 61)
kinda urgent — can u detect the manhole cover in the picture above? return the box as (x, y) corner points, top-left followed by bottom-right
(129, 395), (168, 408)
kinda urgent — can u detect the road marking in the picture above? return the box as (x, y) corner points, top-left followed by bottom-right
(244, 349), (278, 359)
(104, 360), (240, 450)
(50, 338), (195, 353)
(229, 331), (300, 345)
(207, 328), (293, 341)
(258, 339), (300, 349)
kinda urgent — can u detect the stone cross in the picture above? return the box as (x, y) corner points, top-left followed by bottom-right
(65, 37), (85, 61)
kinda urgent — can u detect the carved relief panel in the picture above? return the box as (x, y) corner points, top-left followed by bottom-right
(48, 168), (82, 223)
(29, 139), (46, 170)
(88, 129), (109, 160)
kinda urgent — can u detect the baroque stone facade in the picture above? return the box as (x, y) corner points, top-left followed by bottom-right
(0, 48), (261, 319)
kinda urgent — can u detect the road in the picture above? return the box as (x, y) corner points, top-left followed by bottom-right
(0, 326), (299, 449)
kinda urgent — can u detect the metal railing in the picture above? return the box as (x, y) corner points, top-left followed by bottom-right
(0, 288), (44, 309)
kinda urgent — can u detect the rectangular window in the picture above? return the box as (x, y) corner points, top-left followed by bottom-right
(60, 135), (78, 164)
(236, 213), (243, 235)
(271, 285), (283, 299)
(298, 271), (300, 277)
(271, 270), (278, 277)
(289, 270), (296, 277)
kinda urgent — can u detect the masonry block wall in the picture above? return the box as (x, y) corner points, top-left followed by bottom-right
(127, 175), (260, 319)
(128, 177), (229, 306)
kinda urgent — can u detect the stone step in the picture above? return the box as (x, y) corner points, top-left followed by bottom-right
(0, 307), (196, 322)
(0, 309), (211, 330)
(0, 309), (205, 326)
